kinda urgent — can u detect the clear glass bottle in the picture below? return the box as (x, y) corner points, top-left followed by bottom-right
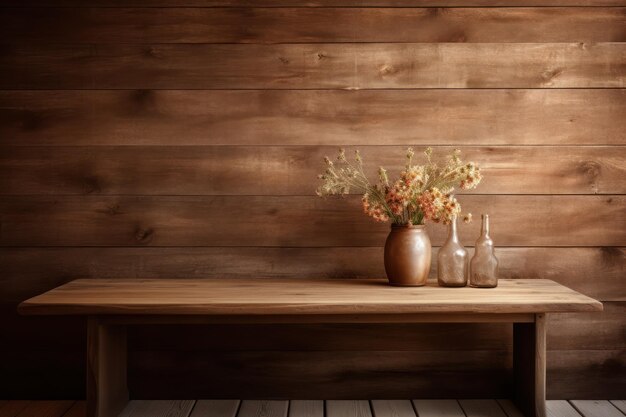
(469, 214), (499, 288)
(437, 215), (468, 287)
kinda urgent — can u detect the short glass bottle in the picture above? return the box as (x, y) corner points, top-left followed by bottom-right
(437, 215), (468, 287)
(469, 214), (499, 288)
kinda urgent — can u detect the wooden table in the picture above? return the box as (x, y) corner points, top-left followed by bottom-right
(19, 278), (602, 417)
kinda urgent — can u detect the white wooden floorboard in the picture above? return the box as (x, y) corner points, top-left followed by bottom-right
(288, 401), (324, 417)
(370, 400), (416, 417)
(546, 401), (582, 417)
(411, 400), (465, 417)
(190, 400), (240, 417)
(237, 401), (289, 417)
(119, 400), (195, 417)
(609, 401), (626, 415)
(458, 400), (507, 417)
(546, 400), (581, 417)
(570, 400), (625, 417)
(496, 399), (525, 417)
(326, 401), (372, 417)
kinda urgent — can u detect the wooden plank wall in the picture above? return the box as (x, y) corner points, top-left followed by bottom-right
(0, 0), (624, 399)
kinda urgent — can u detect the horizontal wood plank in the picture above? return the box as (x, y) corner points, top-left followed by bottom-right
(569, 400), (625, 417)
(1, 146), (624, 195)
(2, 90), (623, 146)
(0, 195), (623, 247)
(547, 350), (626, 399)
(0, 401), (30, 417)
(1, 43), (623, 89)
(130, 350), (511, 398)
(18, 278), (602, 315)
(2, 0), (624, 6)
(119, 400), (195, 417)
(2, 8), (624, 44)
(125, 302), (624, 351)
(8, 401), (75, 417)
(126, 349), (623, 399)
(545, 400), (583, 417)
(190, 400), (240, 417)
(2, 303), (622, 362)
(2, 247), (623, 303)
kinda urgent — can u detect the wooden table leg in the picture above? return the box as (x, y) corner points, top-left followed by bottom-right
(513, 313), (546, 417)
(87, 317), (129, 417)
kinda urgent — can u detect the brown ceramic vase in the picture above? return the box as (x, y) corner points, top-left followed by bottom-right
(384, 224), (432, 286)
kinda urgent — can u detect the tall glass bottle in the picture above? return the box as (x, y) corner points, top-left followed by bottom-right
(469, 214), (498, 288)
(437, 215), (468, 287)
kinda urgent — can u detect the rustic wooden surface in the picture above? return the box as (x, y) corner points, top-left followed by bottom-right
(1, 0), (624, 400)
(189, 400), (240, 417)
(1, 146), (624, 195)
(18, 279), (602, 316)
(1, 195), (624, 247)
(1, 400), (625, 417)
(2, 90), (623, 146)
(2, 43), (623, 89)
(287, 401), (323, 417)
(2, 8), (625, 44)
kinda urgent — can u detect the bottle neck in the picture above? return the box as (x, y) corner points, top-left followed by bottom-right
(481, 214), (490, 236)
(448, 215), (459, 242)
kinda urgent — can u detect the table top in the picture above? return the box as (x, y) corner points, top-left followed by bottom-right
(18, 278), (602, 316)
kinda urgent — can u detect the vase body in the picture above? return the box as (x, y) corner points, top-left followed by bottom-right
(469, 214), (499, 288)
(384, 224), (431, 286)
(437, 216), (468, 287)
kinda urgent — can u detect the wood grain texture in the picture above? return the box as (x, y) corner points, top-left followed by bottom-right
(513, 314), (547, 417)
(287, 401), (323, 417)
(1, 195), (623, 247)
(609, 401), (626, 415)
(1, 43), (623, 89)
(2, 248), (623, 303)
(1, 0), (623, 402)
(546, 401), (582, 417)
(62, 402), (86, 417)
(11, 401), (75, 417)
(2, 0), (624, 6)
(458, 400), (507, 417)
(496, 400), (525, 417)
(1, 146), (624, 195)
(326, 401), (372, 417)
(370, 400), (415, 417)
(18, 278), (602, 316)
(0, 401), (30, 417)
(189, 400), (240, 417)
(87, 320), (128, 417)
(2, 90), (623, 146)
(237, 401), (288, 417)
(0, 402), (28, 417)
(2, 8), (624, 44)
(411, 400), (465, 417)
(547, 350), (626, 399)
(569, 400), (625, 417)
(118, 400), (195, 417)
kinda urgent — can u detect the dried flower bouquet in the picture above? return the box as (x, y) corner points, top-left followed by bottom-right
(316, 147), (482, 226)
